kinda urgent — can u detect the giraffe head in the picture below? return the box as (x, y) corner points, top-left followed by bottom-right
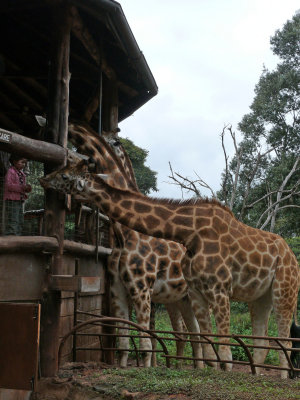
(68, 123), (138, 192)
(39, 158), (96, 201)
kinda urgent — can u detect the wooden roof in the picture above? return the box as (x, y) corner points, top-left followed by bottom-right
(0, 0), (158, 137)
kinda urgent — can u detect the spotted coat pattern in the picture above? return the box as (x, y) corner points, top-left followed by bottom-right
(40, 165), (299, 377)
(66, 123), (202, 367)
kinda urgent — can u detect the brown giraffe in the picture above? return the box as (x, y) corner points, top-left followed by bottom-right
(67, 123), (202, 367)
(40, 165), (299, 377)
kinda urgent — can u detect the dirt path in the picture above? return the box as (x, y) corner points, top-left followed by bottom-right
(32, 362), (300, 400)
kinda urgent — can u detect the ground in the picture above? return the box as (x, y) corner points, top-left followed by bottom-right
(32, 362), (300, 400)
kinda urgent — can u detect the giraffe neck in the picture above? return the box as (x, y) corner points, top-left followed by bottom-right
(86, 175), (226, 245)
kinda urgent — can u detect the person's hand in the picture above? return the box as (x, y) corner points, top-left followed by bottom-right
(24, 184), (32, 193)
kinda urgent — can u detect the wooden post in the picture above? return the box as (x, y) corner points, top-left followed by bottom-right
(100, 78), (118, 365)
(102, 77), (118, 132)
(40, 3), (71, 377)
(72, 259), (79, 362)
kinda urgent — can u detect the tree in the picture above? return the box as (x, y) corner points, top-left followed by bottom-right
(168, 13), (300, 236)
(235, 13), (300, 235)
(120, 137), (158, 195)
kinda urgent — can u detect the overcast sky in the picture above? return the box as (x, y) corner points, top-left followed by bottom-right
(118, 0), (299, 199)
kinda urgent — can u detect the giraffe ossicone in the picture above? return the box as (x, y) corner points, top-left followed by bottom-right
(41, 160), (299, 377)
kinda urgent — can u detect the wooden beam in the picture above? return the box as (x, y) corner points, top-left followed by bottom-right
(3, 56), (48, 98)
(0, 79), (43, 112)
(63, 239), (112, 257)
(0, 128), (66, 164)
(0, 90), (21, 111)
(70, 6), (116, 80)
(117, 81), (139, 98)
(84, 91), (100, 122)
(50, 275), (101, 293)
(0, 236), (59, 254)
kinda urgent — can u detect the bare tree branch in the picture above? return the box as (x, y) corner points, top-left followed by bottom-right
(238, 147), (277, 219)
(277, 205), (300, 210)
(257, 157), (300, 230)
(245, 186), (299, 209)
(220, 125), (231, 206)
(270, 156), (299, 231)
(228, 126), (241, 210)
(167, 162), (216, 198)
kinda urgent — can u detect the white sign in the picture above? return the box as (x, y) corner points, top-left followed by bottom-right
(0, 130), (12, 143)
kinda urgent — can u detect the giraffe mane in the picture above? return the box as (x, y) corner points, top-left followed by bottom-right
(68, 121), (138, 192)
(149, 196), (234, 215)
(91, 174), (234, 216)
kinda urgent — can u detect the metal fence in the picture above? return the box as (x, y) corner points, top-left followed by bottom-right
(59, 313), (300, 378)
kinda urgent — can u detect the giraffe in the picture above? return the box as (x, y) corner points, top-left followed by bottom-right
(40, 165), (299, 378)
(67, 123), (202, 368)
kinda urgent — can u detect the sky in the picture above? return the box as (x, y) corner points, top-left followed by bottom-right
(118, 0), (299, 199)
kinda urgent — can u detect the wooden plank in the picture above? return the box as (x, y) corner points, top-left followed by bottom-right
(63, 240), (112, 257)
(60, 298), (74, 317)
(0, 254), (48, 301)
(50, 275), (101, 293)
(79, 294), (102, 311)
(0, 389), (32, 400)
(0, 303), (40, 391)
(0, 236), (58, 254)
(59, 315), (74, 338)
(50, 275), (78, 292)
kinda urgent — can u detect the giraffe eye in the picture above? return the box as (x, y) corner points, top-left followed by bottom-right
(113, 139), (121, 146)
(62, 174), (68, 180)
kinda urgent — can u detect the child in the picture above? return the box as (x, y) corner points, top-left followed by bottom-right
(4, 155), (32, 235)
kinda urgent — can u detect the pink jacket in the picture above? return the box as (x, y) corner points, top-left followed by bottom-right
(4, 167), (28, 201)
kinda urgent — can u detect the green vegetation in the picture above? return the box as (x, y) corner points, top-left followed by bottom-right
(96, 367), (300, 399)
(127, 308), (285, 368)
(218, 12), (300, 236)
(120, 137), (158, 195)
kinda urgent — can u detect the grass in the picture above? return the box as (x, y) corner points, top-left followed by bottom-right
(96, 366), (300, 399)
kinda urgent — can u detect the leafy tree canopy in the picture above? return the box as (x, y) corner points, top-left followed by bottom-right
(120, 137), (158, 195)
(219, 13), (300, 236)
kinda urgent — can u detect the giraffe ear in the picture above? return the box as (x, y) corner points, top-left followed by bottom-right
(97, 173), (108, 181)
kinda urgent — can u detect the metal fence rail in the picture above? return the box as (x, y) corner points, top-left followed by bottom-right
(59, 313), (300, 378)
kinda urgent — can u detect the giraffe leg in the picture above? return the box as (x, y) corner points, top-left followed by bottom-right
(150, 302), (157, 367)
(109, 250), (131, 368)
(248, 289), (273, 375)
(111, 280), (130, 367)
(272, 276), (298, 379)
(189, 288), (218, 368)
(176, 296), (204, 368)
(212, 293), (232, 371)
(165, 303), (186, 368)
(132, 291), (152, 367)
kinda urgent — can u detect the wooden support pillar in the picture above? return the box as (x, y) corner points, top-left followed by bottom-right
(102, 77), (118, 132)
(40, 3), (72, 378)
